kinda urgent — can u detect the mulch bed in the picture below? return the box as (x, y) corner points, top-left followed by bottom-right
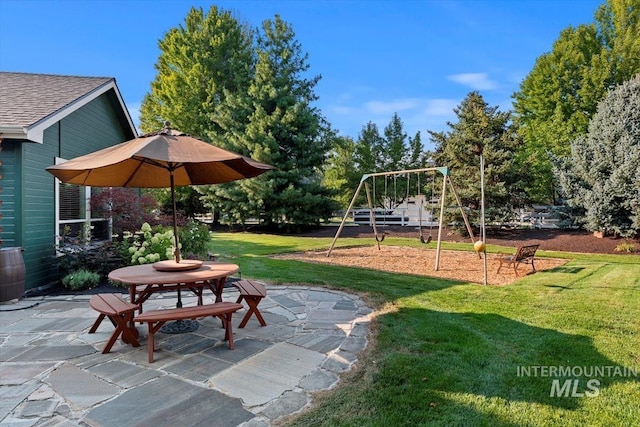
(296, 224), (639, 254)
(273, 224), (638, 286)
(274, 245), (568, 286)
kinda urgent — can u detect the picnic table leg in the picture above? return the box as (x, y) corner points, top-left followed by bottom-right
(238, 295), (267, 328)
(89, 313), (107, 333)
(101, 313), (140, 354)
(208, 277), (228, 303)
(147, 321), (167, 363)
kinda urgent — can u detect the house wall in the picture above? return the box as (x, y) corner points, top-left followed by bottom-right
(0, 139), (22, 247)
(19, 91), (132, 292)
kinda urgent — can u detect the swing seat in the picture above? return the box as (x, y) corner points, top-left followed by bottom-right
(420, 234), (432, 244)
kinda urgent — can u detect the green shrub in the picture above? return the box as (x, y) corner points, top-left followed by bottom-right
(62, 269), (101, 290)
(57, 225), (126, 280)
(179, 219), (211, 259)
(120, 220), (211, 264)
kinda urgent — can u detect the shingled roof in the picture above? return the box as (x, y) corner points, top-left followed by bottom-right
(0, 72), (136, 143)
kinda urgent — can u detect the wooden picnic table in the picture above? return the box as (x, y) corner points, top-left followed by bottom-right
(108, 261), (240, 312)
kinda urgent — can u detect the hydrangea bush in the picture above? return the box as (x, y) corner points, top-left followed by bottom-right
(124, 222), (177, 265)
(120, 220), (210, 265)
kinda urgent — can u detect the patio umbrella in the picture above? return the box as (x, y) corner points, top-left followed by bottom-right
(46, 122), (273, 265)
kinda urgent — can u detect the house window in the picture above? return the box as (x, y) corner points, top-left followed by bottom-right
(54, 158), (110, 246)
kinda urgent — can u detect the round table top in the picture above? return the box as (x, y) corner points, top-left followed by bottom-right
(108, 261), (240, 285)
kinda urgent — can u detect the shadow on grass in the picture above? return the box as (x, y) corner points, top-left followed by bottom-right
(374, 307), (637, 420)
(545, 266), (585, 274)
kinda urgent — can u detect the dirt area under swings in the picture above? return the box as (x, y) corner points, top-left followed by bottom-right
(275, 224), (639, 286)
(274, 245), (567, 286)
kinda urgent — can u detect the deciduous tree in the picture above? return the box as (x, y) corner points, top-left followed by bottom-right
(513, 0), (640, 203)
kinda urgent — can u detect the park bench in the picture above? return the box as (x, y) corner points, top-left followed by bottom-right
(231, 280), (268, 328)
(497, 244), (540, 276)
(88, 294), (140, 354)
(134, 302), (243, 363)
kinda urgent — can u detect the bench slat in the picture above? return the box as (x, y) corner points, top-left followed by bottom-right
(234, 280), (267, 297)
(135, 302), (243, 323)
(90, 294), (138, 315)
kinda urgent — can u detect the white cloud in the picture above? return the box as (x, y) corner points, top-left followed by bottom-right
(423, 99), (458, 116)
(332, 105), (355, 115)
(448, 73), (498, 90)
(323, 96), (460, 139)
(365, 98), (421, 115)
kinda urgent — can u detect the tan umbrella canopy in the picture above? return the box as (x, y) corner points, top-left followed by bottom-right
(47, 123), (273, 264)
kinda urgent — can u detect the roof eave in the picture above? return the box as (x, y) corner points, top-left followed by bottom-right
(0, 125), (29, 141)
(4, 79), (138, 144)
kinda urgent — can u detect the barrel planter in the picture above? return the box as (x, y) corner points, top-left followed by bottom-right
(0, 247), (25, 302)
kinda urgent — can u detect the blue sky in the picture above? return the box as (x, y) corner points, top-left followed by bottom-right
(1, 0), (603, 148)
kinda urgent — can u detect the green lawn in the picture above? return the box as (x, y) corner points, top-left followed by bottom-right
(210, 232), (640, 426)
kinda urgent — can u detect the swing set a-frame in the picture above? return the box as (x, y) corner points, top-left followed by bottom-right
(327, 166), (475, 271)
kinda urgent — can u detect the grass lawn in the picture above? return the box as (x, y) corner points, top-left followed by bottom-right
(210, 232), (640, 426)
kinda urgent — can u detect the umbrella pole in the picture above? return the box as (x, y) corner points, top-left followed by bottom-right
(170, 170), (181, 263)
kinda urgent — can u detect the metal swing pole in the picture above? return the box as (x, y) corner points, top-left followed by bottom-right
(435, 172), (448, 271)
(480, 152), (488, 286)
(447, 180), (476, 244)
(327, 177), (366, 257)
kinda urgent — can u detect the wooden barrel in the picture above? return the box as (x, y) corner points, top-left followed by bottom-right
(0, 247), (25, 302)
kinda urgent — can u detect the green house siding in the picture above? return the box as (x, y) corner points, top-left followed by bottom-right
(0, 139), (21, 247)
(15, 91), (134, 291)
(59, 93), (130, 159)
(22, 126), (59, 288)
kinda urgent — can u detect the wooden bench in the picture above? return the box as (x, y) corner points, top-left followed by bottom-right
(497, 244), (540, 276)
(88, 294), (140, 354)
(232, 280), (267, 328)
(134, 302), (243, 363)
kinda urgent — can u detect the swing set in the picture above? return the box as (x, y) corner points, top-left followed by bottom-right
(327, 166), (476, 271)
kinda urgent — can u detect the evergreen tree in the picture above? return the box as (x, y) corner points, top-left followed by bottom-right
(552, 75), (640, 237)
(353, 121), (385, 175)
(382, 113), (407, 171)
(429, 92), (525, 224)
(201, 15), (335, 229)
(407, 131), (426, 170)
(350, 116), (426, 208)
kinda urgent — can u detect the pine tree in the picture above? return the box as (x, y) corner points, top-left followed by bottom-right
(430, 92), (525, 223)
(202, 15), (335, 229)
(382, 113), (407, 171)
(322, 135), (360, 209)
(138, 6), (254, 220)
